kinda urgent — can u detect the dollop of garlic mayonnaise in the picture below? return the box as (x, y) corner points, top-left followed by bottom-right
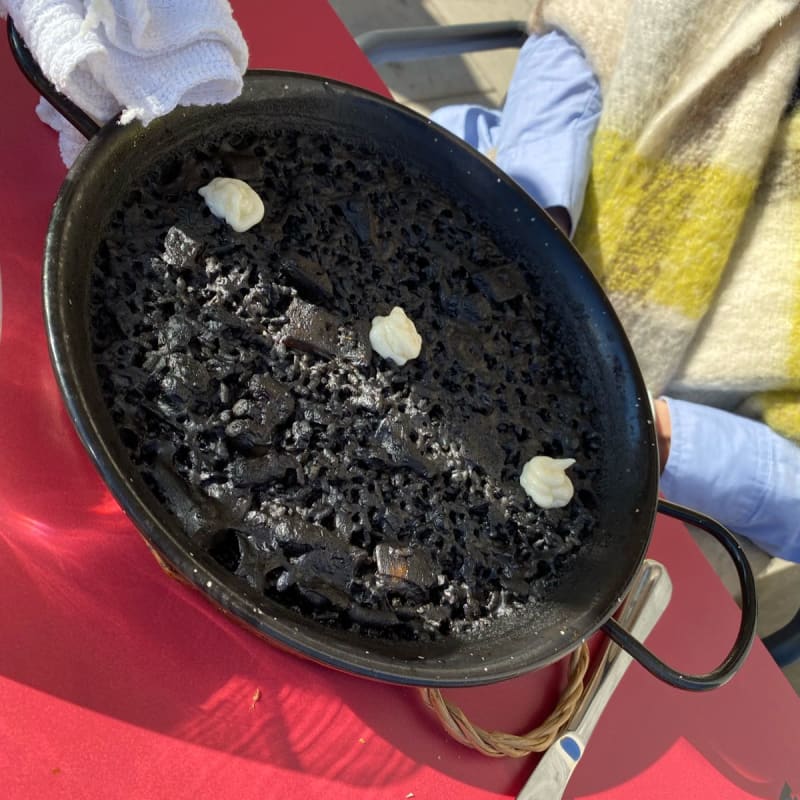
(369, 306), (422, 366)
(198, 177), (265, 232)
(520, 456), (576, 509)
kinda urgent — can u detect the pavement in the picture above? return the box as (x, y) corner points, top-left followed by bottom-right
(327, 0), (800, 693)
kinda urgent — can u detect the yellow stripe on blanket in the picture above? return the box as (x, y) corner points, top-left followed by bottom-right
(756, 112), (800, 443)
(576, 129), (757, 320)
(760, 392), (800, 443)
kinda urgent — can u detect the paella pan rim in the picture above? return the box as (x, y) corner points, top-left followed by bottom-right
(42, 69), (659, 687)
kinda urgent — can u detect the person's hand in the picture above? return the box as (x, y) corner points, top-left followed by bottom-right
(545, 205), (571, 236)
(654, 398), (671, 472)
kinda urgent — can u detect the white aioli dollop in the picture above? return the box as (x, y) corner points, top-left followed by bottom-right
(198, 177), (265, 232)
(520, 456), (576, 509)
(369, 306), (422, 366)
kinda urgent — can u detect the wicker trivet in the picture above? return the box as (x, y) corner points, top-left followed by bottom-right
(419, 642), (591, 757)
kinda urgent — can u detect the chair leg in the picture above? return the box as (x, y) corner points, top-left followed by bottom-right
(763, 607), (800, 668)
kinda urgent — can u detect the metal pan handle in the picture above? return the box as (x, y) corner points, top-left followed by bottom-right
(601, 498), (757, 691)
(7, 18), (100, 139)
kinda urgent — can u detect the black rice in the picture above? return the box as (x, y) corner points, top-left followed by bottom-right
(89, 126), (601, 641)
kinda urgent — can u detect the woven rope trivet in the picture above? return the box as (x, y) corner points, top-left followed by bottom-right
(419, 642), (591, 758)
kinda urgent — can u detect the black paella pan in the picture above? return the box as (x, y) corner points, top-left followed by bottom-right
(9, 21), (755, 690)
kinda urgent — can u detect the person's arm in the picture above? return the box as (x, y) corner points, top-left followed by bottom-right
(429, 30), (601, 236)
(493, 30), (601, 235)
(657, 397), (800, 562)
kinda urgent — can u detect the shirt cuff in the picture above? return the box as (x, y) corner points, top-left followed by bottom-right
(498, 137), (591, 232)
(660, 396), (800, 561)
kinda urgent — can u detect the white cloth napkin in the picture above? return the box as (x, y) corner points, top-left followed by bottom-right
(1, 0), (249, 165)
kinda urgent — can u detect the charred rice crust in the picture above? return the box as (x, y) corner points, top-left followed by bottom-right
(90, 127), (601, 641)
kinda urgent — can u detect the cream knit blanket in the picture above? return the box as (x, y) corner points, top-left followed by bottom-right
(530, 0), (800, 442)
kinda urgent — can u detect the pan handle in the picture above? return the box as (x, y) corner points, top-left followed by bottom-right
(601, 498), (757, 691)
(7, 18), (100, 139)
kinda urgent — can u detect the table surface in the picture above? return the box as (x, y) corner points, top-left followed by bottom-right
(1, 2), (799, 799)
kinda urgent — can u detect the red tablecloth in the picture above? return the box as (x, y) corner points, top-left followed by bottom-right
(1, 3), (799, 798)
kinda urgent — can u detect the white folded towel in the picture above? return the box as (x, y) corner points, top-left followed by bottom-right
(2, 0), (249, 165)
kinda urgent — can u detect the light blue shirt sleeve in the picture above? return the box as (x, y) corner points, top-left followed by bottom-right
(660, 397), (800, 562)
(429, 30), (601, 233)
